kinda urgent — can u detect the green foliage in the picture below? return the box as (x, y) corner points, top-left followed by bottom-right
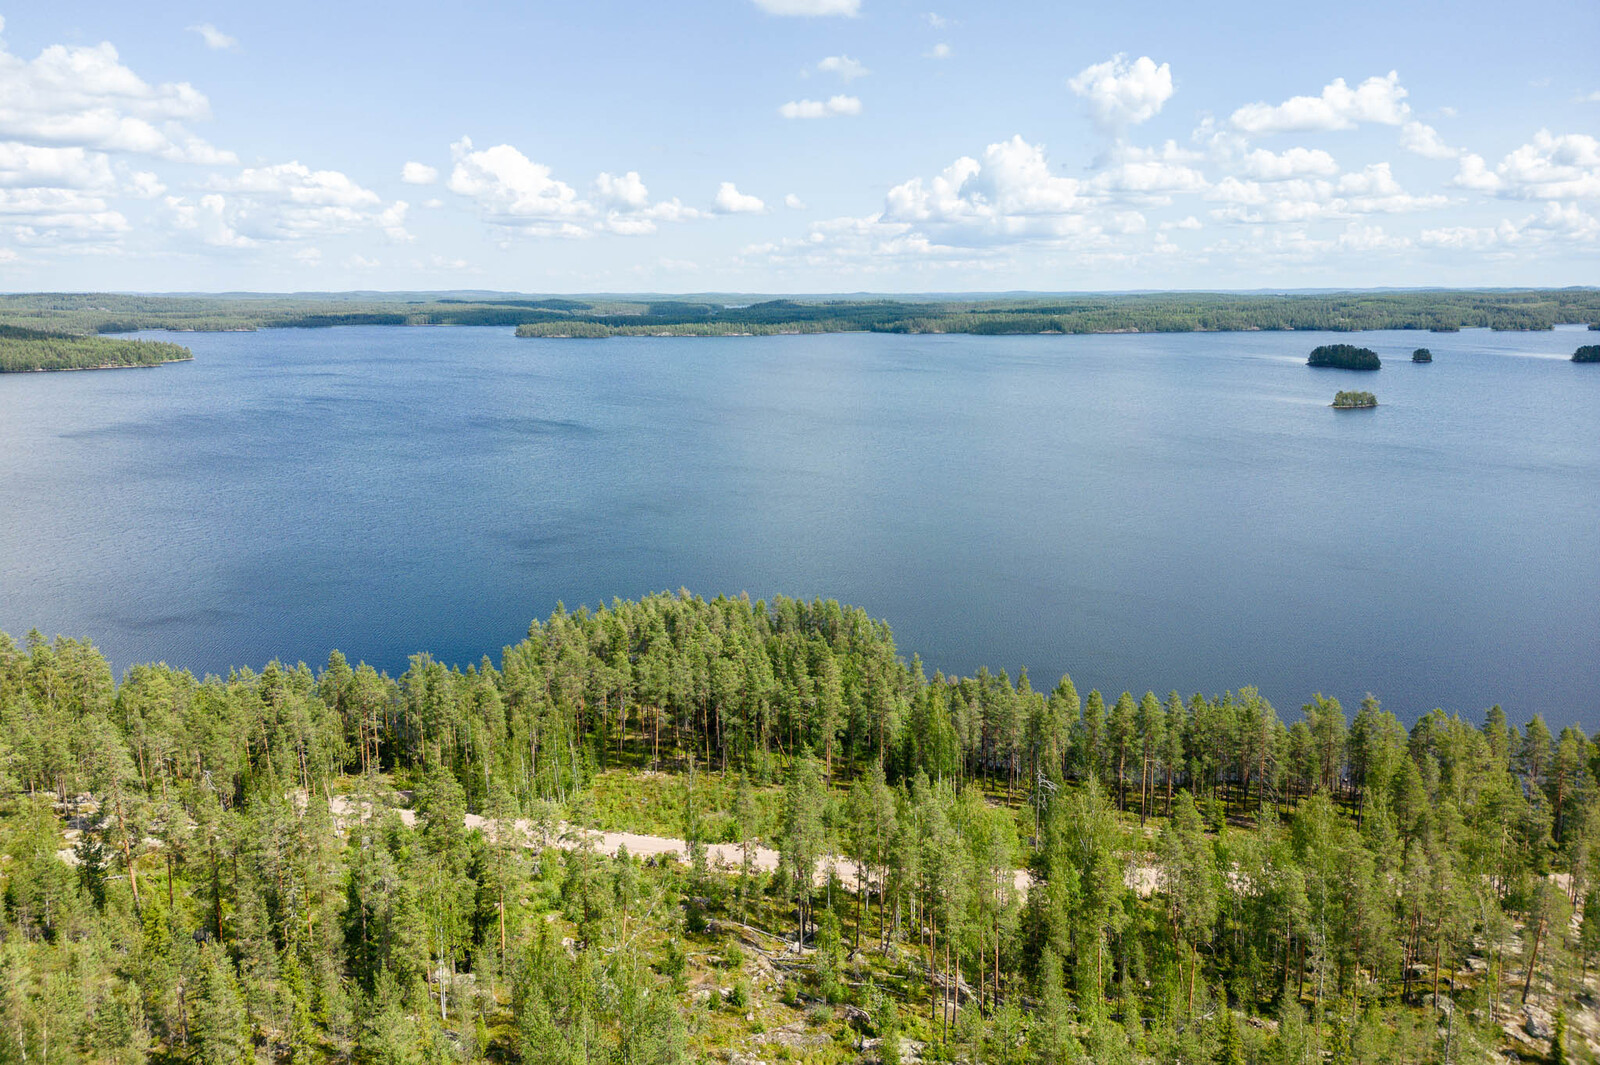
(1308, 344), (1382, 370)
(2, 595), (1598, 1065)
(1412, 347), (1433, 362)
(0, 324), (191, 372)
(1332, 391), (1377, 408)
(1573, 345), (1600, 363)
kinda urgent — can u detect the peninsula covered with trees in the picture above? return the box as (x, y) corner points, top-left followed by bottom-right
(0, 324), (192, 373)
(3, 288), (1600, 340)
(1574, 345), (1600, 363)
(2, 592), (1597, 1065)
(1308, 344), (1382, 370)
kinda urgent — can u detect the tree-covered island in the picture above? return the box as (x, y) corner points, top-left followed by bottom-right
(1307, 343), (1382, 370)
(1574, 345), (1600, 363)
(0, 325), (192, 373)
(1412, 348), (1433, 363)
(1332, 390), (1378, 408)
(1, 592), (1598, 1065)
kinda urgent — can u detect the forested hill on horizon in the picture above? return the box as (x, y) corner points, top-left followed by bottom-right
(2, 288), (1598, 338)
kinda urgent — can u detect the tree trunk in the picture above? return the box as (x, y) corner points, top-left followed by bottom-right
(1521, 916), (1545, 1005)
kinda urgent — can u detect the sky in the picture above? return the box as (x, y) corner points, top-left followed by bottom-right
(1, 0), (1597, 293)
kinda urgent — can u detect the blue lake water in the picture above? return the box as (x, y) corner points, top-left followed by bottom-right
(2, 324), (1597, 730)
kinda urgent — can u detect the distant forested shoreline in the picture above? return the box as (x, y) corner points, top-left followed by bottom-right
(2, 289), (1598, 340)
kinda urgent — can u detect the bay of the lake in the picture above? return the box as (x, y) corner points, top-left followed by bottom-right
(3, 324), (1596, 730)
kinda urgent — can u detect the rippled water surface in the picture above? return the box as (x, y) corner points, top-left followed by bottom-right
(3, 324), (1596, 728)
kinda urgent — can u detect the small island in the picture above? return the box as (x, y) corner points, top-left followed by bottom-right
(1574, 344), (1600, 363)
(1332, 390), (1378, 409)
(1412, 347), (1432, 363)
(1308, 343), (1381, 370)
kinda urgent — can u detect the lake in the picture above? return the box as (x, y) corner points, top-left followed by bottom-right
(2, 324), (1596, 731)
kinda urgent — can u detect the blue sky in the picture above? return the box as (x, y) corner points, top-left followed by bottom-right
(1, 0), (1596, 292)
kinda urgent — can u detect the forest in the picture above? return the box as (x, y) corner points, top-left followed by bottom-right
(3, 289), (1600, 340)
(1, 591), (1596, 1065)
(0, 325), (192, 373)
(1331, 391), (1377, 408)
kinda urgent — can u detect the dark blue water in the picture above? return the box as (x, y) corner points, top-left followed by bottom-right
(3, 325), (1596, 730)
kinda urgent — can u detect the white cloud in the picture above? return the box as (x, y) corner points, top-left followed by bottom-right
(125, 170), (165, 198)
(925, 43), (952, 60)
(1088, 142), (1208, 202)
(345, 253), (380, 269)
(1420, 201), (1599, 250)
(1399, 121), (1457, 160)
(1453, 131), (1600, 200)
(401, 161), (438, 185)
(0, 35), (235, 163)
(883, 135), (1090, 243)
(1452, 153), (1500, 192)
(1492, 130), (1600, 199)
(1207, 162), (1445, 223)
(785, 193), (807, 209)
(594, 170), (650, 210)
(188, 24), (238, 51)
(925, 12), (950, 28)
(1161, 216), (1202, 230)
(817, 55), (869, 81)
(779, 95), (862, 119)
(447, 137), (589, 235)
(378, 201), (411, 241)
(714, 182), (766, 214)
(1579, 91), (1600, 104)
(0, 186), (127, 242)
(1238, 146), (1339, 180)
(1068, 54), (1174, 130)
(1230, 71), (1410, 134)
(444, 138), (701, 237)
(750, 0), (859, 14)
(169, 161), (415, 245)
(163, 192), (251, 247)
(0, 143), (115, 189)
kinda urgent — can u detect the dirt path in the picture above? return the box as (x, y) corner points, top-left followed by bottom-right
(327, 795), (1104, 897)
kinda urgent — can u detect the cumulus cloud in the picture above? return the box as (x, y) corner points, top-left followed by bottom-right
(444, 137), (702, 237)
(1088, 142), (1208, 202)
(1207, 161), (1446, 224)
(1230, 72), (1410, 134)
(883, 135), (1089, 242)
(1399, 121), (1457, 160)
(0, 143), (115, 189)
(447, 137), (589, 236)
(1238, 147), (1339, 180)
(401, 161), (438, 185)
(714, 182), (766, 214)
(750, 0), (859, 14)
(785, 193), (807, 209)
(178, 161), (413, 244)
(779, 95), (862, 119)
(1068, 55), (1174, 130)
(0, 186), (127, 242)
(188, 24), (238, 50)
(594, 170), (649, 210)
(816, 55), (868, 81)
(0, 34), (235, 163)
(1452, 132), (1600, 200)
